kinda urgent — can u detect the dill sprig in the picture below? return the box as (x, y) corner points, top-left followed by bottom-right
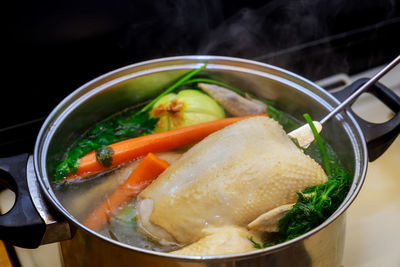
(276, 114), (351, 242)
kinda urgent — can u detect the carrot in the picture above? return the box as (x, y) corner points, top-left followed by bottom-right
(83, 152), (169, 231)
(64, 114), (266, 181)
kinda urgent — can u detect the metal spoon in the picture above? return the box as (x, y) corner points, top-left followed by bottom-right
(288, 55), (400, 148)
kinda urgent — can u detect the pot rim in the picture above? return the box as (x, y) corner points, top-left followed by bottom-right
(34, 55), (368, 261)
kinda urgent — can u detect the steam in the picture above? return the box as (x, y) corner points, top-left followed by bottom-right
(196, 1), (330, 59)
(120, 0), (396, 78)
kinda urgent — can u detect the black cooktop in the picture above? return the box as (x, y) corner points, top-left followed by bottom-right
(2, 0), (400, 156)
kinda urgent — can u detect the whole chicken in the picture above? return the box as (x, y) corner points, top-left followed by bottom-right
(137, 116), (327, 254)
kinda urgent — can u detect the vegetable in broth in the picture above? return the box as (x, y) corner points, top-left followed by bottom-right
(53, 65), (351, 253)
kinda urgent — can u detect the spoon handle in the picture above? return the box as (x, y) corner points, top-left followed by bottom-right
(320, 55), (400, 124)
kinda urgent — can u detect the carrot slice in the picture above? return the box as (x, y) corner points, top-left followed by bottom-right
(64, 114), (265, 181)
(83, 152), (169, 231)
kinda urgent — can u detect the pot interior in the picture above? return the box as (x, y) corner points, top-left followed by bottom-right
(35, 56), (367, 259)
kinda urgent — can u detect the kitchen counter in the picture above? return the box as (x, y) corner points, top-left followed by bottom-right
(342, 124), (400, 267)
(341, 73), (400, 267)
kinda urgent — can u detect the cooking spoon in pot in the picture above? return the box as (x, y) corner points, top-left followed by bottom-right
(288, 55), (400, 148)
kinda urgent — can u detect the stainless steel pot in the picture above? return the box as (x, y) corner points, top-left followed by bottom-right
(1, 56), (399, 267)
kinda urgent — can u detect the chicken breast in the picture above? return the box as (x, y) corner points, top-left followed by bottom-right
(137, 116), (327, 246)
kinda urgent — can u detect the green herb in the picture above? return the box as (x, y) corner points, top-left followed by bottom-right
(135, 64), (207, 116)
(248, 236), (262, 249)
(54, 161), (71, 181)
(248, 236), (276, 249)
(95, 146), (114, 168)
(54, 112), (157, 181)
(303, 113), (331, 176)
(279, 166), (350, 241)
(276, 114), (351, 242)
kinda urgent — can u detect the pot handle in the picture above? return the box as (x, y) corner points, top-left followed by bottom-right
(0, 154), (46, 248)
(332, 78), (400, 161)
(0, 154), (71, 248)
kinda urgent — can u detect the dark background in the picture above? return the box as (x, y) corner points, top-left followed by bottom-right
(2, 0), (400, 156)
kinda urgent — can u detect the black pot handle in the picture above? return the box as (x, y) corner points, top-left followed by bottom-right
(332, 78), (400, 161)
(0, 154), (46, 248)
